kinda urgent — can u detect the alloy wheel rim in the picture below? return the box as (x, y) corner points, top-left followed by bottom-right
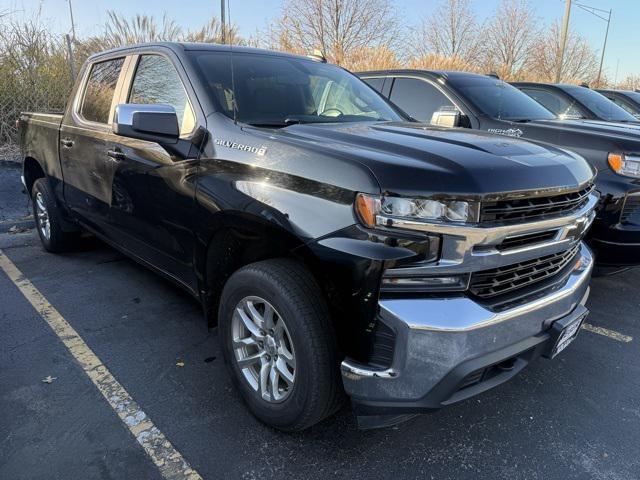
(35, 192), (51, 240)
(231, 296), (296, 403)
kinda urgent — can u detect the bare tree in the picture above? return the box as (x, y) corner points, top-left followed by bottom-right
(528, 22), (599, 83)
(414, 0), (480, 63)
(271, 0), (401, 66)
(483, 0), (539, 80)
(616, 75), (640, 91)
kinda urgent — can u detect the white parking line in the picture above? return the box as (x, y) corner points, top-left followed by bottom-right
(0, 249), (202, 480)
(582, 323), (633, 343)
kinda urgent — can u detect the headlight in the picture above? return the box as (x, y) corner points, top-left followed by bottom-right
(608, 153), (640, 179)
(355, 193), (478, 229)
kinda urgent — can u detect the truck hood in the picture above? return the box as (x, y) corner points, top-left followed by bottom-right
(279, 121), (594, 198)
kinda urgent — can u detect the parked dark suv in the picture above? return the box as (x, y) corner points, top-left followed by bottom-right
(359, 70), (640, 270)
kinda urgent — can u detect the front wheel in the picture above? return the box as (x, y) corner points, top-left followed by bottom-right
(219, 258), (343, 431)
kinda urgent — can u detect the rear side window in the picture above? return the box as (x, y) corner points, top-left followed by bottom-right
(389, 77), (456, 122)
(80, 58), (125, 124)
(520, 88), (584, 119)
(128, 55), (196, 135)
(363, 77), (385, 93)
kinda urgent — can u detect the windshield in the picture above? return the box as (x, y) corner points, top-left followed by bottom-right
(622, 91), (640, 106)
(619, 92), (640, 118)
(447, 76), (556, 121)
(563, 86), (637, 122)
(188, 51), (403, 126)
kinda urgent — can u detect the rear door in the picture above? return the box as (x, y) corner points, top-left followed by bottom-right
(59, 56), (127, 234)
(105, 52), (203, 291)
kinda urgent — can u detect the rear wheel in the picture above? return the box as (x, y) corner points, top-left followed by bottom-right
(31, 178), (79, 252)
(219, 258), (343, 431)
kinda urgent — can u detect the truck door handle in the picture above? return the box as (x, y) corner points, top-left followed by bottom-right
(107, 149), (126, 161)
(60, 138), (74, 148)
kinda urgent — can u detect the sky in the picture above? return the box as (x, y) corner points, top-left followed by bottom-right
(2, 0), (639, 80)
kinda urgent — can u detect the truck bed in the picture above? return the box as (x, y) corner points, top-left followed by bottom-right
(19, 112), (64, 191)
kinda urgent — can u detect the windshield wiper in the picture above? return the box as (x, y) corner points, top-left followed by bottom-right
(246, 117), (322, 127)
(245, 121), (291, 128)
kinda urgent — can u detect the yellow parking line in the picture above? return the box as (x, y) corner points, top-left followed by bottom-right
(582, 323), (633, 343)
(0, 249), (202, 480)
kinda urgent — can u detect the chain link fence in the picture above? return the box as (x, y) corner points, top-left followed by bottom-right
(0, 22), (77, 162)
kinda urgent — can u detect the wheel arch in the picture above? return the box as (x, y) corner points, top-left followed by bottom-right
(197, 211), (331, 327)
(23, 156), (46, 195)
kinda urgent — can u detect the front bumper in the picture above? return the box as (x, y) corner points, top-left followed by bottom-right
(341, 242), (593, 429)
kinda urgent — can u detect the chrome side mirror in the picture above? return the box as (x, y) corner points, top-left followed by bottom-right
(113, 104), (179, 144)
(430, 107), (461, 128)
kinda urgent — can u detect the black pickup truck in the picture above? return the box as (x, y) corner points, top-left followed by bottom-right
(359, 70), (640, 270)
(596, 89), (640, 120)
(19, 43), (597, 430)
(512, 82), (640, 125)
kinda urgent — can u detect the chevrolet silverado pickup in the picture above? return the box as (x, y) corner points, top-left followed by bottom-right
(512, 82), (640, 125)
(19, 43), (597, 430)
(360, 70), (640, 271)
(596, 89), (640, 120)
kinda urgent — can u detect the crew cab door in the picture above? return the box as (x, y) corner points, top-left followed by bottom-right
(106, 52), (202, 291)
(59, 56), (127, 234)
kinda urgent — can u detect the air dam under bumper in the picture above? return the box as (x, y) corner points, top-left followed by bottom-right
(342, 242), (593, 429)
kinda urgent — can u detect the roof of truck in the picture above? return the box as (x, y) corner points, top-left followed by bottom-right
(88, 41), (312, 62)
(356, 69), (503, 81)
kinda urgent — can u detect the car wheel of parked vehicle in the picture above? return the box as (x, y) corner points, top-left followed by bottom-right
(219, 258), (343, 431)
(31, 178), (79, 252)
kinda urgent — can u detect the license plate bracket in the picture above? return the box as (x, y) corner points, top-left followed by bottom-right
(544, 306), (588, 359)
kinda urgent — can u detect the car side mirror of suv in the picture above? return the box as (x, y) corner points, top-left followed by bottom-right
(430, 107), (461, 128)
(113, 104), (180, 145)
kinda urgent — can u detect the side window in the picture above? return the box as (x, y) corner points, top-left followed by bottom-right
(363, 77), (385, 93)
(389, 78), (455, 122)
(610, 96), (638, 116)
(80, 58), (125, 124)
(128, 55), (196, 135)
(521, 88), (583, 118)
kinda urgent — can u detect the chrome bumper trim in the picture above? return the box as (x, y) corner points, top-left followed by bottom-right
(379, 242), (592, 332)
(341, 242), (592, 382)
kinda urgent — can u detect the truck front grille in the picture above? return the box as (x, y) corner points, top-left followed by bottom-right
(480, 184), (594, 224)
(621, 195), (640, 225)
(496, 230), (558, 251)
(469, 245), (581, 300)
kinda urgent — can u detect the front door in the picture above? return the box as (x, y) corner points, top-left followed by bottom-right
(106, 53), (202, 290)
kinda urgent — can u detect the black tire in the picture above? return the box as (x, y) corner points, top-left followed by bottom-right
(31, 178), (79, 252)
(219, 258), (343, 431)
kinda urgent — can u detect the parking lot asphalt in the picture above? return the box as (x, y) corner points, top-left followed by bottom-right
(1, 161), (639, 480)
